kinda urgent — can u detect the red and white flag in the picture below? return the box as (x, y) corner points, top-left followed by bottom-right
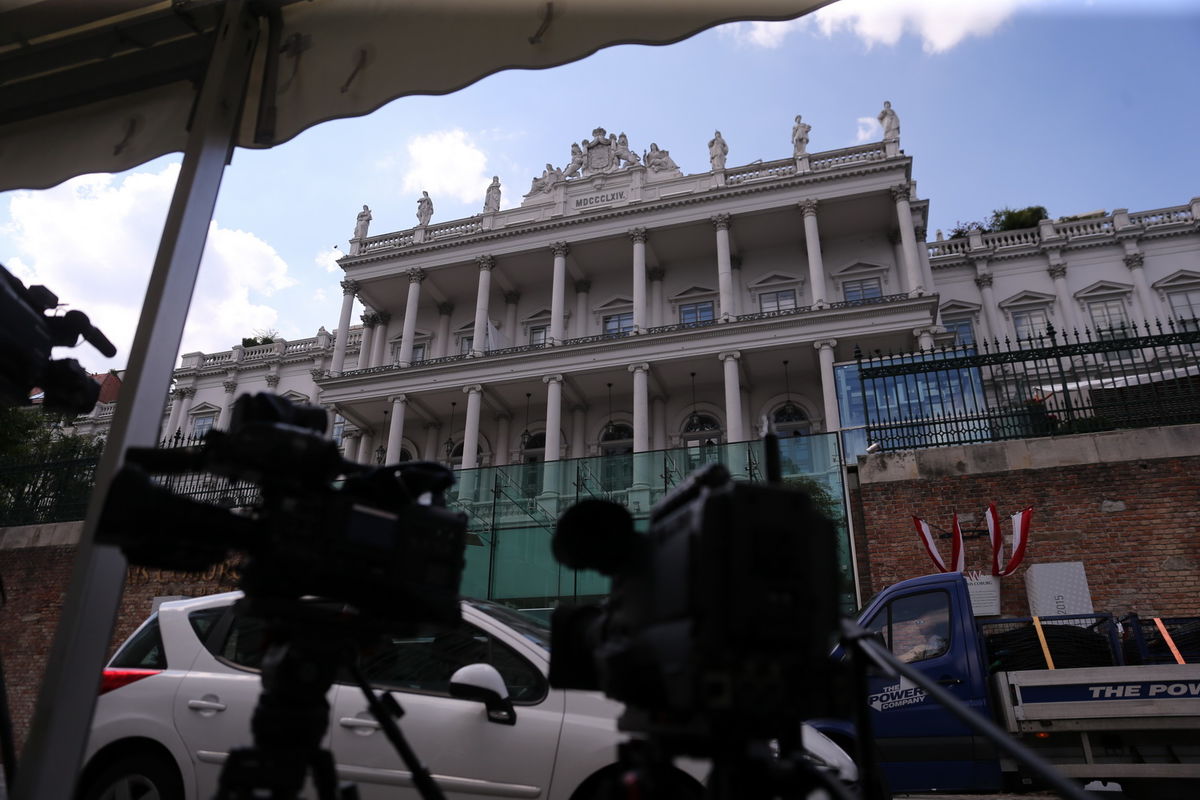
(912, 514), (965, 573)
(987, 503), (1032, 577)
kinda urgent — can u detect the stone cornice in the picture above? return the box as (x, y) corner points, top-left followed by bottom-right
(337, 155), (913, 268)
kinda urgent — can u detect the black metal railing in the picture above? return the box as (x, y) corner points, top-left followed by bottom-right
(856, 319), (1200, 451)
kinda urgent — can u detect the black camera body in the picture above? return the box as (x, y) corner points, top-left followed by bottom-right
(549, 462), (842, 754)
(99, 393), (468, 630)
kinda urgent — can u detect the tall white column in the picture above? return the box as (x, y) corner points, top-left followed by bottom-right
(629, 363), (650, 452)
(550, 243), (568, 344)
(331, 279), (358, 375)
(712, 214), (734, 321)
(1048, 262), (1082, 334)
(217, 379), (237, 429)
(370, 311), (390, 367)
(890, 235), (910, 294)
(719, 351), (744, 442)
(461, 384), (483, 469)
(341, 430), (360, 461)
(893, 185), (925, 296)
(916, 224), (936, 294)
(435, 301), (452, 358)
(504, 291), (520, 344)
(494, 414), (511, 466)
(571, 405), (587, 458)
(357, 430), (375, 465)
(471, 256), (494, 356)
(573, 281), (591, 338)
(630, 228), (648, 332)
(974, 270), (1004, 343)
(165, 386), (193, 437)
(814, 340), (840, 431)
(423, 423), (440, 462)
(650, 396), (666, 450)
(914, 327), (936, 351)
(385, 394), (407, 463)
(741, 386), (753, 441)
(398, 268), (425, 366)
(358, 312), (376, 368)
(542, 374), (563, 494)
(648, 267), (665, 328)
(1124, 252), (1157, 324)
(800, 201), (827, 307)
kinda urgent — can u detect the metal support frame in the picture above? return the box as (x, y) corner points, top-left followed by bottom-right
(13, 3), (259, 797)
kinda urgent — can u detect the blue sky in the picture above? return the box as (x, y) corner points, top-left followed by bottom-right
(2, 0), (1197, 373)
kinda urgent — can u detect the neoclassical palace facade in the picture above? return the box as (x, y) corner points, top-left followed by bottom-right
(72, 117), (1200, 608)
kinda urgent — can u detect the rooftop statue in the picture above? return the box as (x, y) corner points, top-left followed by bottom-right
(708, 130), (728, 170)
(582, 127), (618, 176)
(527, 163), (563, 195)
(614, 132), (640, 168)
(563, 143), (585, 178)
(644, 143), (681, 175)
(878, 100), (900, 141)
(791, 115), (811, 156)
(353, 204), (372, 240)
(416, 191), (433, 226)
(483, 176), (501, 212)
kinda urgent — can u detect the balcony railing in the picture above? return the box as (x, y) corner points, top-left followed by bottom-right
(856, 319), (1200, 452)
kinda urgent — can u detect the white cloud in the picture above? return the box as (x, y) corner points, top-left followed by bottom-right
(312, 288), (328, 304)
(856, 116), (881, 143)
(399, 129), (492, 206)
(3, 164), (294, 371)
(813, 0), (1041, 54)
(315, 246), (342, 273)
(720, 0), (1043, 53)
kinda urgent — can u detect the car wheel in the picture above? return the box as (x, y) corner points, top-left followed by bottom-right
(81, 754), (183, 800)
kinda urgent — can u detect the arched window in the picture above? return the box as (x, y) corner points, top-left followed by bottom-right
(450, 441), (483, 470)
(682, 413), (722, 471)
(599, 423), (634, 491)
(773, 402), (811, 435)
(773, 403), (813, 474)
(521, 432), (546, 497)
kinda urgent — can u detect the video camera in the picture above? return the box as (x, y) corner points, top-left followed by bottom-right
(0, 262), (116, 414)
(98, 392), (468, 629)
(548, 459), (845, 756)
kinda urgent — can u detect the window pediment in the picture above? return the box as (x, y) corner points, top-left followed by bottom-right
(668, 285), (718, 302)
(998, 290), (1056, 309)
(188, 402), (220, 416)
(747, 272), (803, 289)
(833, 261), (889, 278)
(1073, 280), (1133, 301)
(940, 299), (981, 317)
(279, 390), (310, 404)
(1152, 269), (1200, 292)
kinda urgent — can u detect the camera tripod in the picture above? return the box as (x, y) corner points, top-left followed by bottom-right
(214, 601), (446, 800)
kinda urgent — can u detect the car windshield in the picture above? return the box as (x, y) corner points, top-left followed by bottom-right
(464, 599), (550, 652)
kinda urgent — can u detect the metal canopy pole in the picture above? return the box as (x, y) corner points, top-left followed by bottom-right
(13, 3), (260, 798)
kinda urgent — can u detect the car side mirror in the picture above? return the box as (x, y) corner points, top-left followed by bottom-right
(449, 663), (516, 725)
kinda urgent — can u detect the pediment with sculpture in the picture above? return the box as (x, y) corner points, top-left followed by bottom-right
(524, 127), (684, 200)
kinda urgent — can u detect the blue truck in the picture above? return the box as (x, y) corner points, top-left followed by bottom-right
(822, 572), (1200, 798)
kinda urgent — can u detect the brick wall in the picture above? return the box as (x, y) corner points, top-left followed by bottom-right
(853, 426), (1200, 617)
(0, 524), (238, 755)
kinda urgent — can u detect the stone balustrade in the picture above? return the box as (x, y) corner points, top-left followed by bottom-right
(427, 218), (483, 240)
(200, 352), (234, 366)
(241, 342), (277, 360)
(928, 202), (1195, 261)
(724, 158), (796, 186)
(807, 142), (887, 170)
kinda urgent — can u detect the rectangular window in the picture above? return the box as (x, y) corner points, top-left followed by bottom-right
(192, 414), (215, 438)
(679, 301), (715, 326)
(602, 312), (634, 335)
(459, 336), (473, 354)
(759, 289), (797, 313)
(943, 319), (975, 346)
(410, 342), (427, 363)
(1011, 309), (1049, 342)
(331, 414), (345, 447)
(529, 326), (548, 346)
(1169, 289), (1200, 331)
(1088, 298), (1129, 336)
(842, 278), (882, 303)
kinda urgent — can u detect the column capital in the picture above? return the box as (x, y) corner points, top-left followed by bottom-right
(375, 311), (391, 325)
(388, 394), (409, 405)
(310, 367), (327, 381)
(799, 199), (818, 217)
(710, 213), (731, 231)
(646, 266), (665, 282)
(222, 380), (238, 394)
(437, 301), (455, 315)
(912, 326), (939, 338)
(503, 291), (520, 304)
(175, 386), (196, 398)
(360, 311), (377, 326)
(628, 227), (648, 244)
(342, 429), (361, 442)
(628, 362), (650, 374)
(462, 384), (483, 395)
(550, 242), (570, 258)
(974, 273), (994, 289)
(340, 279), (360, 296)
(476, 255), (495, 271)
(574, 280), (591, 293)
(890, 184), (911, 203)
(915, 225), (927, 242)
(1123, 252), (1145, 270)
(812, 339), (838, 352)
(718, 350), (741, 362)
(265, 374), (280, 388)
(407, 267), (426, 283)
(542, 373), (563, 385)
(1048, 262), (1067, 279)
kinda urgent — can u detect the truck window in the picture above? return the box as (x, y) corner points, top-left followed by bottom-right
(864, 590), (952, 664)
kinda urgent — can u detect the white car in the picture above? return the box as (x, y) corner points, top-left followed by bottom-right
(79, 592), (857, 800)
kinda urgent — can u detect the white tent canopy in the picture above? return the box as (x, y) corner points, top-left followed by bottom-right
(1, 0), (831, 191)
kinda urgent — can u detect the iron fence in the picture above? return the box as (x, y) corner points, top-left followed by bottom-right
(856, 319), (1200, 451)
